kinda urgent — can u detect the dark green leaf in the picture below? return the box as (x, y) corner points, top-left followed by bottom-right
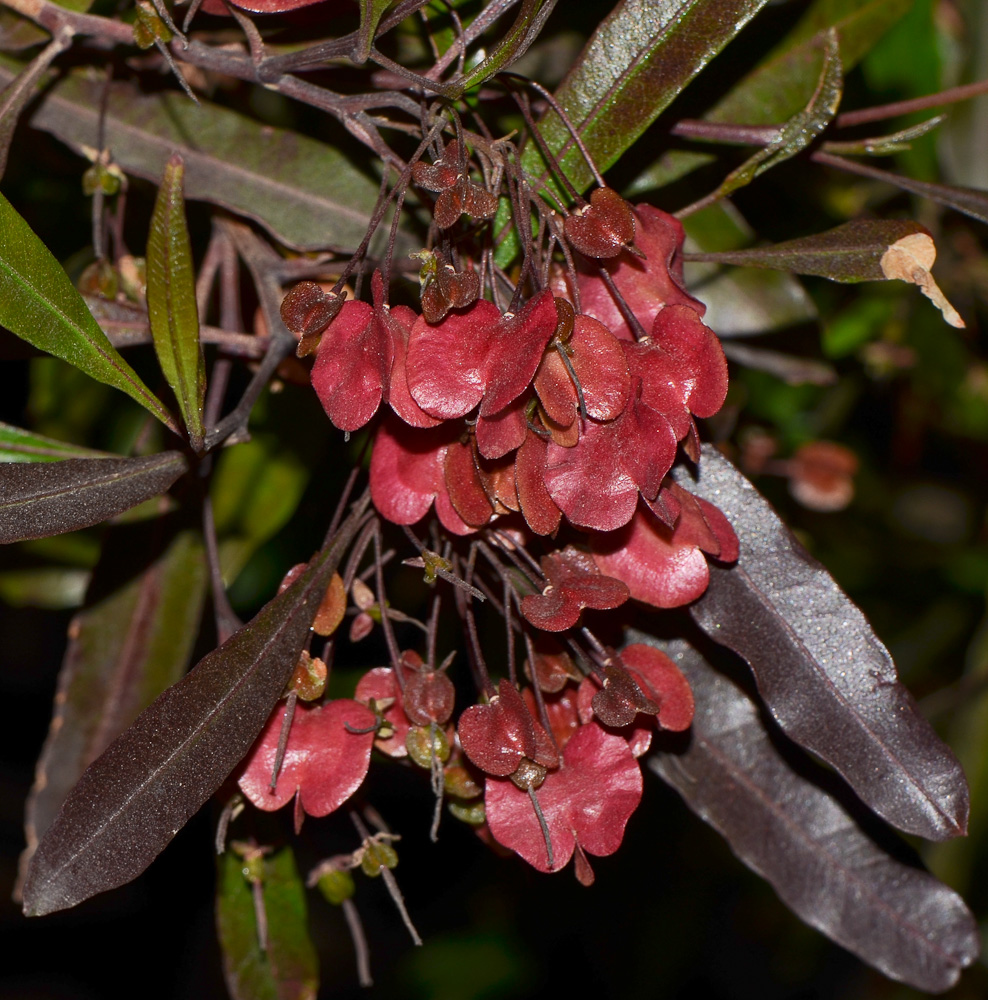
(0, 420), (112, 463)
(217, 843), (319, 1000)
(449, 0), (555, 98)
(707, 0), (912, 126)
(356, 0), (395, 63)
(146, 154), (206, 452)
(709, 30), (842, 200)
(640, 0), (911, 192)
(0, 59), (382, 252)
(0, 452), (188, 544)
(20, 523), (207, 880)
(686, 219), (931, 282)
(21, 494), (370, 916)
(676, 446), (969, 842)
(0, 191), (175, 429)
(525, 0), (771, 199)
(646, 636), (979, 993)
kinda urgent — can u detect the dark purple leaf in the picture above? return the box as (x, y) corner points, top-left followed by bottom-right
(685, 219), (930, 283)
(646, 635), (979, 993)
(0, 452), (188, 544)
(18, 523), (207, 892)
(21, 494), (369, 916)
(676, 446), (968, 842)
(814, 151), (988, 226)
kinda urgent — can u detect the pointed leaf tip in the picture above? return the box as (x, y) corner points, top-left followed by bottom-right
(147, 153), (207, 450)
(0, 191), (174, 429)
(21, 494), (369, 916)
(676, 447), (970, 842)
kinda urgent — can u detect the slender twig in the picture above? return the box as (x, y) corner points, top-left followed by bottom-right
(836, 79), (988, 128)
(342, 899), (373, 987)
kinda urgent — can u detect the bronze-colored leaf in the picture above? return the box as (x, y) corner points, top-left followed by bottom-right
(676, 446), (969, 842)
(646, 635), (979, 993)
(21, 494), (369, 916)
(0, 452), (188, 544)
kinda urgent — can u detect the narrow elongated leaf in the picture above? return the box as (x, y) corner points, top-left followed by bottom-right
(675, 446), (969, 841)
(147, 155), (206, 451)
(711, 30), (842, 199)
(0, 30), (71, 179)
(21, 495), (369, 916)
(815, 151), (988, 226)
(355, 0), (395, 62)
(0, 421), (112, 463)
(449, 0), (556, 98)
(18, 523), (207, 888)
(635, 0), (910, 193)
(0, 192), (174, 428)
(686, 219), (930, 281)
(681, 202), (817, 338)
(0, 59), (382, 252)
(0, 452), (188, 544)
(526, 0), (771, 197)
(217, 843), (319, 1000)
(645, 636), (979, 993)
(707, 0), (912, 126)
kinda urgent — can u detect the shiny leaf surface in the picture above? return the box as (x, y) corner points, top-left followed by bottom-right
(0, 452), (188, 544)
(0, 190), (174, 428)
(146, 155), (206, 451)
(647, 636), (978, 993)
(21, 495), (369, 915)
(676, 446), (969, 842)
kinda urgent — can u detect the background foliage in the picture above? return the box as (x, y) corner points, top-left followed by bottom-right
(2, 0), (988, 997)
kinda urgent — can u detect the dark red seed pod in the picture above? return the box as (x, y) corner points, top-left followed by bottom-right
(280, 281), (343, 339)
(564, 188), (636, 259)
(403, 670), (456, 725)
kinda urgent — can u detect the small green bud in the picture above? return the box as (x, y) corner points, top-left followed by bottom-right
(360, 840), (398, 877)
(406, 724), (450, 769)
(449, 800), (485, 826)
(317, 868), (355, 906)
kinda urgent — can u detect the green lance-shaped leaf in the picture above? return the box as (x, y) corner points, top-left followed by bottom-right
(354, 0), (394, 64)
(21, 493), (370, 916)
(708, 0), (912, 127)
(675, 446), (969, 842)
(631, 0), (911, 193)
(709, 29), (842, 201)
(524, 0), (772, 200)
(447, 0), (556, 98)
(18, 522), (207, 888)
(146, 154), (206, 452)
(646, 636), (979, 993)
(0, 192), (175, 430)
(217, 843), (319, 1000)
(0, 58), (384, 253)
(0, 421), (113, 463)
(0, 452), (188, 544)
